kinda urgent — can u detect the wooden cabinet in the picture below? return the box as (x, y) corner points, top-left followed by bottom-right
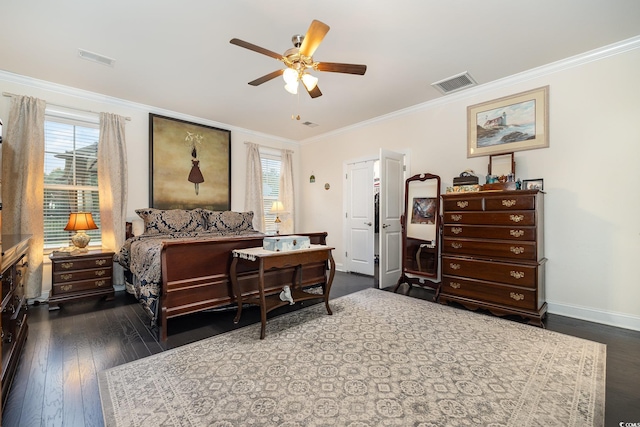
(49, 248), (115, 310)
(1, 234), (30, 411)
(440, 190), (546, 325)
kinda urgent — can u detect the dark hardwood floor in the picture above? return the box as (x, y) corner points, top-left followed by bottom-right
(2, 272), (639, 426)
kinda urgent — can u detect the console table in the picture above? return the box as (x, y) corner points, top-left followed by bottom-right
(230, 244), (335, 339)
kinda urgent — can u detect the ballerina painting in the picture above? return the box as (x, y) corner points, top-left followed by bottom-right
(185, 131), (204, 195)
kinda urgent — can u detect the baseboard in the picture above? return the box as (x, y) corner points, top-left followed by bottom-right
(548, 301), (640, 332)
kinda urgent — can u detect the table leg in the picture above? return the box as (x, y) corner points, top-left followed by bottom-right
(258, 260), (267, 339)
(324, 251), (336, 315)
(231, 257), (242, 324)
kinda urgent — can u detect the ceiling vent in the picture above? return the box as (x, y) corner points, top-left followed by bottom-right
(301, 121), (318, 128)
(431, 71), (476, 95)
(78, 49), (115, 67)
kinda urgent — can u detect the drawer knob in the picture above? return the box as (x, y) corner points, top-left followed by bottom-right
(510, 271), (525, 279)
(451, 227), (463, 235)
(95, 270), (106, 277)
(96, 280), (106, 287)
(510, 292), (525, 301)
(449, 282), (461, 289)
(509, 215), (525, 223)
(61, 262), (74, 269)
(451, 242), (463, 249)
(449, 263), (461, 270)
(61, 285), (73, 292)
(61, 273), (73, 280)
(456, 201), (469, 208)
(451, 214), (463, 222)
(510, 229), (525, 238)
(510, 246), (525, 255)
(95, 259), (107, 266)
(502, 199), (517, 207)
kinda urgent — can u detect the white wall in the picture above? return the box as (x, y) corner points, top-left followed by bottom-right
(0, 72), (299, 297)
(298, 44), (640, 330)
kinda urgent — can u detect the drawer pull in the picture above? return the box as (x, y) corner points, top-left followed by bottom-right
(510, 229), (525, 238)
(456, 201), (469, 208)
(95, 259), (107, 266)
(502, 199), (517, 207)
(449, 263), (461, 270)
(449, 282), (461, 289)
(451, 242), (463, 249)
(61, 262), (74, 269)
(451, 214), (463, 222)
(510, 271), (525, 279)
(510, 292), (525, 301)
(61, 273), (73, 280)
(451, 227), (463, 235)
(510, 246), (525, 255)
(509, 215), (525, 223)
(61, 285), (73, 292)
(96, 280), (106, 287)
(95, 270), (106, 277)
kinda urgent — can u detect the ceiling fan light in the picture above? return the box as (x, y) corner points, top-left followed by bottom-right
(301, 73), (319, 91)
(284, 81), (299, 95)
(283, 68), (299, 85)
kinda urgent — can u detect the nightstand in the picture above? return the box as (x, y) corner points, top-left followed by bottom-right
(49, 248), (115, 310)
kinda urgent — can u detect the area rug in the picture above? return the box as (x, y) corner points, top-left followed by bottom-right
(98, 288), (605, 427)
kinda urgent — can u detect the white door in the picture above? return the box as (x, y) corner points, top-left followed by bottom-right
(345, 160), (375, 275)
(378, 149), (404, 288)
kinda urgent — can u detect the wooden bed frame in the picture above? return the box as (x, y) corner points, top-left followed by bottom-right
(144, 231), (329, 341)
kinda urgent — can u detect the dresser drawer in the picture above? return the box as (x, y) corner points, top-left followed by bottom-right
(442, 198), (483, 212)
(484, 194), (536, 211)
(443, 211), (535, 226)
(53, 278), (111, 295)
(53, 267), (111, 284)
(52, 256), (112, 272)
(443, 238), (537, 261)
(443, 225), (536, 241)
(442, 256), (537, 287)
(442, 276), (538, 311)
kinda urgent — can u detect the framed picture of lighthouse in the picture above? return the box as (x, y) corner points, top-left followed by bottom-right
(467, 86), (549, 158)
(149, 113), (231, 210)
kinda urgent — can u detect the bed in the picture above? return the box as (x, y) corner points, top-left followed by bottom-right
(115, 208), (329, 340)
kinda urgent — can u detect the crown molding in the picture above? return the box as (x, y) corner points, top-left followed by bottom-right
(300, 35), (640, 145)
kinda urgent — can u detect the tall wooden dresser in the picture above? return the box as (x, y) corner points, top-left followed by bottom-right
(440, 189), (546, 325)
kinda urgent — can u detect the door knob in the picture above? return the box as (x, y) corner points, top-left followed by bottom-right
(364, 222), (372, 226)
(382, 224), (390, 228)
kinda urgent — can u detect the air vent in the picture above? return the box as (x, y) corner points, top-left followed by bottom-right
(78, 49), (115, 67)
(301, 121), (318, 128)
(431, 71), (476, 95)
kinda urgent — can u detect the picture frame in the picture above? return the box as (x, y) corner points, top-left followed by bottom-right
(467, 86), (549, 158)
(149, 113), (231, 210)
(522, 178), (544, 191)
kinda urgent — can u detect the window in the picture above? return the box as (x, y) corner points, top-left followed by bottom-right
(44, 115), (101, 249)
(260, 151), (281, 233)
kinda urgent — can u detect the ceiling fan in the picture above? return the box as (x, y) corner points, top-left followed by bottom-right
(230, 19), (367, 98)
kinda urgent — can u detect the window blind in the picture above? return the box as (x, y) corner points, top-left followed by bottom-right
(261, 153), (281, 233)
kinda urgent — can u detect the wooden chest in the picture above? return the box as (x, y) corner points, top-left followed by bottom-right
(440, 190), (547, 325)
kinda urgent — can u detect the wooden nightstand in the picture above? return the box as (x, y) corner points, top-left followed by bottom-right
(49, 248), (115, 310)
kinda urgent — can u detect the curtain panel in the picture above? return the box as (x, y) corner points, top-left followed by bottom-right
(2, 95), (46, 298)
(244, 142), (265, 232)
(279, 149), (295, 234)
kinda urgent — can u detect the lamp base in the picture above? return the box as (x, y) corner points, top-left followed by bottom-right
(71, 230), (91, 251)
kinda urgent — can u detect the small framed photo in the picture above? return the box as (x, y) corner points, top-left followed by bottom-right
(522, 178), (544, 191)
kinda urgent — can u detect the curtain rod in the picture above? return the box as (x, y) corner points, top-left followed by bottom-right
(2, 91), (131, 121)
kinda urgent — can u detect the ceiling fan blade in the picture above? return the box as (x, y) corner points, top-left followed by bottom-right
(299, 20), (330, 57)
(248, 69), (284, 86)
(316, 62), (367, 75)
(306, 84), (322, 98)
(230, 38), (282, 60)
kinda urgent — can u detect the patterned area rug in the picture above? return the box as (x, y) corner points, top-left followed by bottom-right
(98, 289), (605, 427)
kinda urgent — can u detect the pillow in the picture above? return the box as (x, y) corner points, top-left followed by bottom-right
(135, 208), (206, 234)
(202, 210), (255, 233)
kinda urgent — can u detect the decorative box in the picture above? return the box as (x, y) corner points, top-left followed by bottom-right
(446, 185), (481, 193)
(263, 235), (311, 252)
(453, 176), (479, 186)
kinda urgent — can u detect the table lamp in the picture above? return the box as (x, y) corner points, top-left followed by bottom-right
(64, 212), (98, 252)
(269, 201), (285, 235)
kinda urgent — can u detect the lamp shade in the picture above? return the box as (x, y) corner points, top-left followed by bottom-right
(301, 73), (318, 91)
(269, 201), (285, 214)
(64, 212), (98, 231)
(282, 68), (299, 85)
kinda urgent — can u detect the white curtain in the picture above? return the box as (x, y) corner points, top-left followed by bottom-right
(279, 149), (295, 234)
(98, 113), (128, 286)
(244, 142), (264, 232)
(2, 95), (46, 298)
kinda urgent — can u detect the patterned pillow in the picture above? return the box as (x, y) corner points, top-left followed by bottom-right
(202, 210), (255, 233)
(135, 208), (206, 234)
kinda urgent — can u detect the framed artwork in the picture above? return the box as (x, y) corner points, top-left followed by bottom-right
(467, 86), (549, 158)
(523, 178), (544, 191)
(149, 114), (231, 210)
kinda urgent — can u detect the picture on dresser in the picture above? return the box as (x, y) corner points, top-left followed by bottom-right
(467, 86), (549, 158)
(523, 178), (544, 190)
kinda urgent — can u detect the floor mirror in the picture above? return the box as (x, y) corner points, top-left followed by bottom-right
(393, 173), (441, 299)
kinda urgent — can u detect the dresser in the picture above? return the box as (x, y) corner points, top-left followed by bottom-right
(49, 248), (115, 310)
(440, 189), (546, 326)
(1, 234), (30, 411)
